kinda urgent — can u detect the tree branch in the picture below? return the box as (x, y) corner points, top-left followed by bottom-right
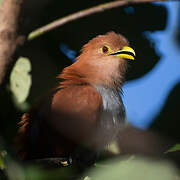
(31, 157), (72, 168)
(0, 0), (25, 85)
(28, 0), (171, 40)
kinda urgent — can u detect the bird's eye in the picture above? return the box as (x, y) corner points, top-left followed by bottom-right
(100, 45), (111, 54)
(102, 46), (108, 53)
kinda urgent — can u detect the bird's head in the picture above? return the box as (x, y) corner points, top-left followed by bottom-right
(62, 32), (135, 88)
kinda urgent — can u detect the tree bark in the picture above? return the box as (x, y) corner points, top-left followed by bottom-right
(0, 0), (25, 85)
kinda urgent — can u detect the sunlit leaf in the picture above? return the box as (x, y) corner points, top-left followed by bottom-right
(84, 176), (91, 180)
(105, 141), (120, 155)
(165, 144), (180, 153)
(0, 156), (5, 170)
(0, 150), (7, 170)
(86, 157), (178, 180)
(10, 57), (32, 104)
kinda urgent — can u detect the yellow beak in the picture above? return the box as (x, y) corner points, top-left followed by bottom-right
(110, 46), (136, 60)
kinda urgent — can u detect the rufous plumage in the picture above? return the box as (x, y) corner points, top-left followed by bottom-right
(16, 32), (135, 164)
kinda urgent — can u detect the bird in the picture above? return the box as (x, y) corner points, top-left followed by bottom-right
(15, 32), (135, 165)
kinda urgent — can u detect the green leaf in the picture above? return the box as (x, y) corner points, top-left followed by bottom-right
(10, 57), (32, 104)
(84, 176), (91, 180)
(0, 156), (5, 170)
(85, 156), (178, 180)
(0, 150), (7, 170)
(165, 144), (180, 153)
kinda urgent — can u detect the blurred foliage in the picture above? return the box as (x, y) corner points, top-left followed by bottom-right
(10, 57), (32, 105)
(0, 152), (6, 170)
(0, 138), (77, 180)
(0, 142), (179, 180)
(0, 134), (178, 180)
(166, 144), (180, 154)
(9, 57), (31, 111)
(0, 138), (25, 180)
(85, 157), (178, 180)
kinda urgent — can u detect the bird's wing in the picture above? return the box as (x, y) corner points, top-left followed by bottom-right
(50, 85), (103, 145)
(15, 85), (102, 159)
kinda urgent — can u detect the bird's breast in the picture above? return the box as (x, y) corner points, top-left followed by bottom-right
(93, 85), (126, 118)
(92, 85), (126, 149)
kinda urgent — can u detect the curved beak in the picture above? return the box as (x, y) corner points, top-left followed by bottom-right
(110, 46), (136, 60)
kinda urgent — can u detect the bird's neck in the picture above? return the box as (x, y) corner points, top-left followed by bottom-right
(57, 65), (88, 89)
(58, 63), (124, 90)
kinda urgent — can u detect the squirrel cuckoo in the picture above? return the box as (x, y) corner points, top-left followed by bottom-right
(16, 32), (135, 165)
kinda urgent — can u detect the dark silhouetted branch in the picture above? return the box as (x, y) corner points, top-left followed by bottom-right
(28, 0), (171, 40)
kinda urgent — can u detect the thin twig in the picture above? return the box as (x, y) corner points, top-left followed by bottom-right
(31, 157), (72, 167)
(28, 0), (170, 40)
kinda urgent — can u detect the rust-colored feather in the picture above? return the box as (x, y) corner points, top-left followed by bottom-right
(15, 32), (130, 161)
(15, 112), (33, 159)
(16, 74), (102, 159)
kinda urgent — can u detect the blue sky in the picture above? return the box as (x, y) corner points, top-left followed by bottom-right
(123, 1), (180, 129)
